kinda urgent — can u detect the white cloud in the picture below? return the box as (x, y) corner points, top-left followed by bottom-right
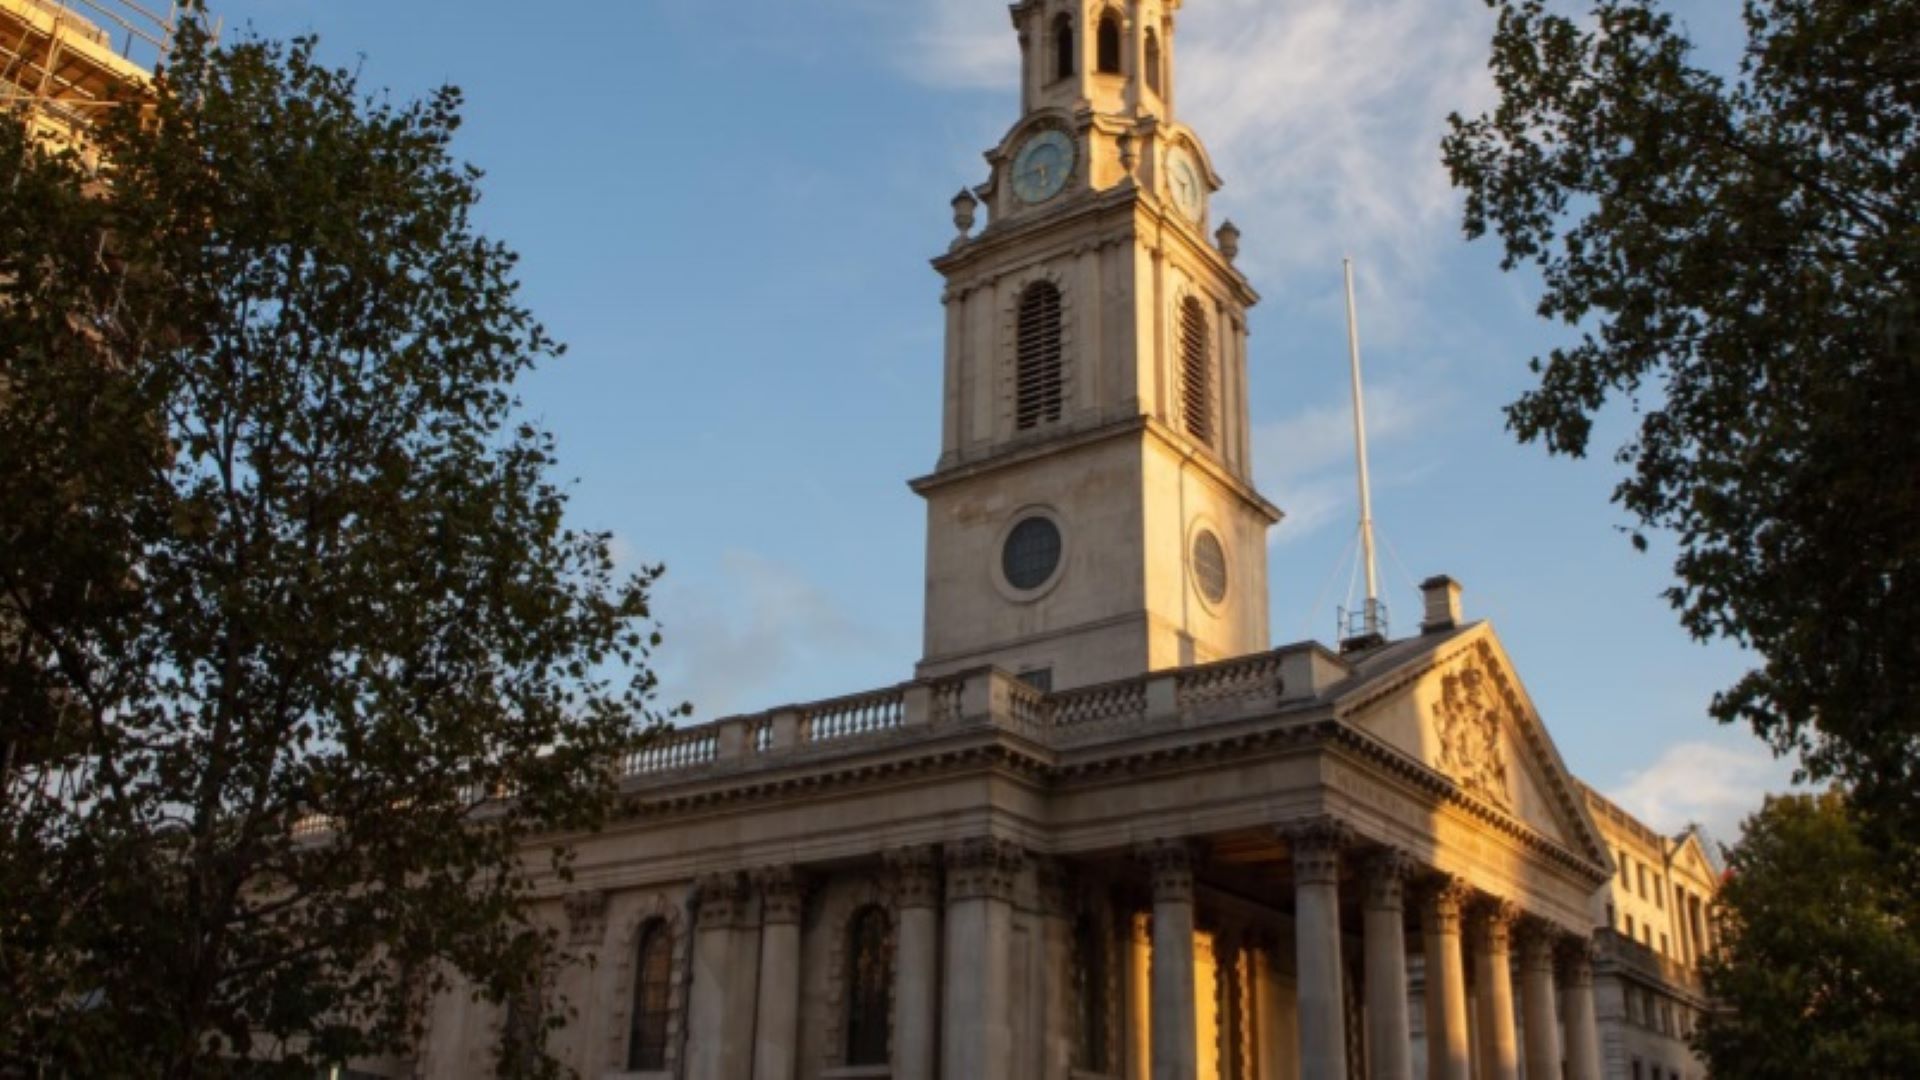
(1253, 375), (1448, 542)
(886, 0), (1014, 89)
(1607, 741), (1802, 851)
(652, 551), (885, 722)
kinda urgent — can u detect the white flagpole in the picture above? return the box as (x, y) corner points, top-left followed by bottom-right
(1343, 258), (1382, 636)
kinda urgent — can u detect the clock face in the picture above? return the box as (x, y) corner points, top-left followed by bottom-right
(1011, 130), (1076, 205)
(1168, 147), (1205, 221)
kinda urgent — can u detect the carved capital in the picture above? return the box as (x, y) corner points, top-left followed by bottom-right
(944, 837), (1025, 903)
(1556, 937), (1598, 987)
(1033, 856), (1073, 918)
(754, 865), (807, 925)
(885, 845), (942, 910)
(1468, 898), (1520, 953)
(1417, 875), (1473, 936)
(693, 871), (753, 930)
(1517, 918), (1564, 973)
(1137, 838), (1198, 903)
(1283, 817), (1352, 886)
(1363, 849), (1414, 911)
(563, 889), (609, 947)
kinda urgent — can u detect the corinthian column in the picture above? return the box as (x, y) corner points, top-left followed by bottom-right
(750, 867), (805, 1080)
(1517, 922), (1563, 1080)
(1469, 900), (1520, 1080)
(1363, 852), (1413, 1080)
(1141, 839), (1199, 1080)
(1289, 819), (1350, 1080)
(942, 837), (1024, 1080)
(1559, 939), (1603, 1080)
(687, 872), (755, 1080)
(1419, 878), (1472, 1080)
(886, 847), (941, 1080)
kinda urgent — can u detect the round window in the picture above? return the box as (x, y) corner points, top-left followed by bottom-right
(1192, 529), (1228, 604)
(1002, 516), (1063, 591)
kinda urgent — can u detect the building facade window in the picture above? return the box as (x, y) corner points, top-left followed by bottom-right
(627, 919), (673, 1070)
(1052, 14), (1075, 81)
(1144, 30), (1163, 95)
(1015, 281), (1065, 430)
(1096, 12), (1122, 74)
(1071, 913), (1108, 1071)
(844, 905), (893, 1065)
(1178, 296), (1212, 445)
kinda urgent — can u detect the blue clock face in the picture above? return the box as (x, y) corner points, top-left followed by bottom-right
(1012, 130), (1075, 204)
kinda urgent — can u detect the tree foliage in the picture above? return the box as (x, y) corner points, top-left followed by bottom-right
(1443, 1), (1920, 837)
(0, 20), (665, 1077)
(1697, 791), (1920, 1076)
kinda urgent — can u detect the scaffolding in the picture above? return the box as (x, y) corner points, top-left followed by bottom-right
(0, 0), (211, 156)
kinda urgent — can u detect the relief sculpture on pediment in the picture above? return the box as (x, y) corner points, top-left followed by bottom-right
(1433, 660), (1513, 809)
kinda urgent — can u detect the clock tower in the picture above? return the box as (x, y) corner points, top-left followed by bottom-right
(914, 0), (1279, 691)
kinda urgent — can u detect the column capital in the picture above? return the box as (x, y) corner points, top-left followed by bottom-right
(1363, 849), (1414, 911)
(754, 865), (808, 925)
(1468, 898), (1520, 952)
(1556, 937), (1599, 987)
(1033, 855), (1074, 918)
(885, 845), (943, 910)
(563, 888), (609, 946)
(1284, 817), (1352, 886)
(944, 836), (1025, 903)
(1516, 918), (1564, 971)
(1416, 874), (1473, 933)
(1137, 837), (1199, 903)
(693, 870), (754, 930)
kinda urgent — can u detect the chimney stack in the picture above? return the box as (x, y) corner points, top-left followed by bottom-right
(1420, 575), (1463, 633)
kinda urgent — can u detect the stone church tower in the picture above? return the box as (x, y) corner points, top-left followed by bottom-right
(915, 0), (1278, 691)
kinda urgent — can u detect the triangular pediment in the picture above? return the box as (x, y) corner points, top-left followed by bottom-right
(1331, 624), (1611, 871)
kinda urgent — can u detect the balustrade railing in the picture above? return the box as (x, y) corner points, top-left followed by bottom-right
(801, 689), (904, 743)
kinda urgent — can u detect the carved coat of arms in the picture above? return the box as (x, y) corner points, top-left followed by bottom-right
(1433, 662), (1513, 808)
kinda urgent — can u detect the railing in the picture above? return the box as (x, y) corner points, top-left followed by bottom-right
(603, 643), (1330, 786)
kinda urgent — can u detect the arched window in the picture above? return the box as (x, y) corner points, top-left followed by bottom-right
(1144, 30), (1163, 95)
(1096, 12), (1122, 74)
(627, 920), (673, 1070)
(844, 906), (892, 1065)
(1016, 281), (1065, 430)
(1052, 14), (1075, 82)
(1179, 296), (1212, 444)
(1071, 914), (1108, 1071)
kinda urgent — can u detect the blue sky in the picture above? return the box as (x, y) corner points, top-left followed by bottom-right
(198, 0), (1789, 843)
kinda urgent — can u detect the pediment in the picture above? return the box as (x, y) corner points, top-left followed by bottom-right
(1333, 625), (1611, 872)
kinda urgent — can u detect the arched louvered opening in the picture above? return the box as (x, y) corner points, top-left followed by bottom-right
(1071, 913), (1109, 1071)
(1145, 30), (1163, 95)
(626, 919), (673, 1070)
(1052, 14), (1075, 82)
(1179, 296), (1212, 445)
(1016, 281), (1065, 430)
(1096, 12), (1122, 74)
(844, 905), (893, 1065)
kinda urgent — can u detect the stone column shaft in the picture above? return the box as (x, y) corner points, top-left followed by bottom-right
(1290, 821), (1349, 1080)
(941, 838), (1023, 1080)
(1470, 902), (1520, 1080)
(887, 847), (941, 1080)
(1518, 927), (1562, 1080)
(1419, 881), (1471, 1080)
(1560, 942), (1603, 1080)
(1363, 854), (1413, 1080)
(1144, 840), (1200, 1080)
(751, 869), (804, 1080)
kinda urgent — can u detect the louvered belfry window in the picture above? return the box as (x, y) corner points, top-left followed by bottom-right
(1180, 296), (1212, 444)
(1016, 281), (1065, 430)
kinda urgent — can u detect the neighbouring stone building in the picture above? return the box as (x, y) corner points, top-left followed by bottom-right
(391, 2), (1723, 1078)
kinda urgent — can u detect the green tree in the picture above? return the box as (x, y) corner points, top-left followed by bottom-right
(1443, 1), (1920, 838)
(1698, 792), (1920, 1075)
(0, 19), (666, 1078)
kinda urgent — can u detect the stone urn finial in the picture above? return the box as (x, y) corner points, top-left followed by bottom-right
(951, 188), (979, 247)
(1216, 219), (1241, 263)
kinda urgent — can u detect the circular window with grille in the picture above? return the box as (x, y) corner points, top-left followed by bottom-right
(1003, 516), (1064, 592)
(1191, 528), (1228, 605)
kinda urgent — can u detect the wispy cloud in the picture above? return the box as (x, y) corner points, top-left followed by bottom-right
(1607, 741), (1803, 851)
(889, 0), (1015, 89)
(1253, 375), (1449, 543)
(652, 551), (885, 722)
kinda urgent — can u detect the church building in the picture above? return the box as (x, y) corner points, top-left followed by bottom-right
(405, 2), (1720, 1077)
